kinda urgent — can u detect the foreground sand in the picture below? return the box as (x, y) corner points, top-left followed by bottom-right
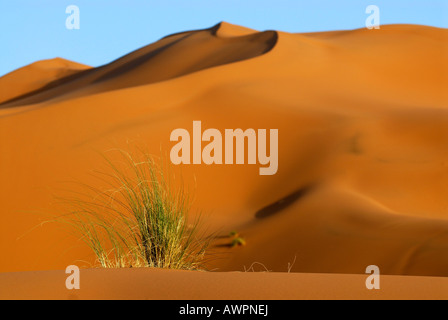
(0, 22), (447, 280)
(1, 268), (448, 300)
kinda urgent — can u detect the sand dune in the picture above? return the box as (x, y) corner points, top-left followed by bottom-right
(0, 22), (448, 284)
(0, 23), (277, 109)
(0, 58), (90, 105)
(215, 184), (448, 276)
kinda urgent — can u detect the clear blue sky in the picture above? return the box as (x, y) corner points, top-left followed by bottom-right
(0, 0), (447, 76)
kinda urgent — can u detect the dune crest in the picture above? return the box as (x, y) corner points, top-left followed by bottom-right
(215, 21), (258, 37)
(0, 23), (278, 109)
(0, 58), (90, 104)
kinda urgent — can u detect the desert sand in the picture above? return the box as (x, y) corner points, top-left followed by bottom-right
(0, 22), (448, 298)
(2, 268), (448, 300)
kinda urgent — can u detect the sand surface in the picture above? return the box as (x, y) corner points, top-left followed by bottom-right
(1, 268), (448, 300)
(0, 22), (448, 288)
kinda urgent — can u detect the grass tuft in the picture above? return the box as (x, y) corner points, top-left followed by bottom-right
(229, 230), (239, 237)
(231, 237), (246, 247)
(59, 150), (210, 270)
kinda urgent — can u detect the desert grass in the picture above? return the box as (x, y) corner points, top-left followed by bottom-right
(227, 230), (245, 247)
(59, 150), (210, 270)
(231, 237), (246, 247)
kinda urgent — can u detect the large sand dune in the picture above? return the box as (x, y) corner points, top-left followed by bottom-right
(0, 22), (448, 284)
(0, 23), (277, 108)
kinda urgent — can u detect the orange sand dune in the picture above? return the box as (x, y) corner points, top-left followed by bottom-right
(2, 268), (448, 300)
(0, 23), (277, 109)
(0, 58), (90, 104)
(0, 23), (448, 282)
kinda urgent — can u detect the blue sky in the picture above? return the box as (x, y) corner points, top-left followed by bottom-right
(0, 0), (447, 76)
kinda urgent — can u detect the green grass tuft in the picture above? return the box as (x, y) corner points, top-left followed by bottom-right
(231, 237), (246, 247)
(59, 150), (210, 270)
(229, 230), (239, 237)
